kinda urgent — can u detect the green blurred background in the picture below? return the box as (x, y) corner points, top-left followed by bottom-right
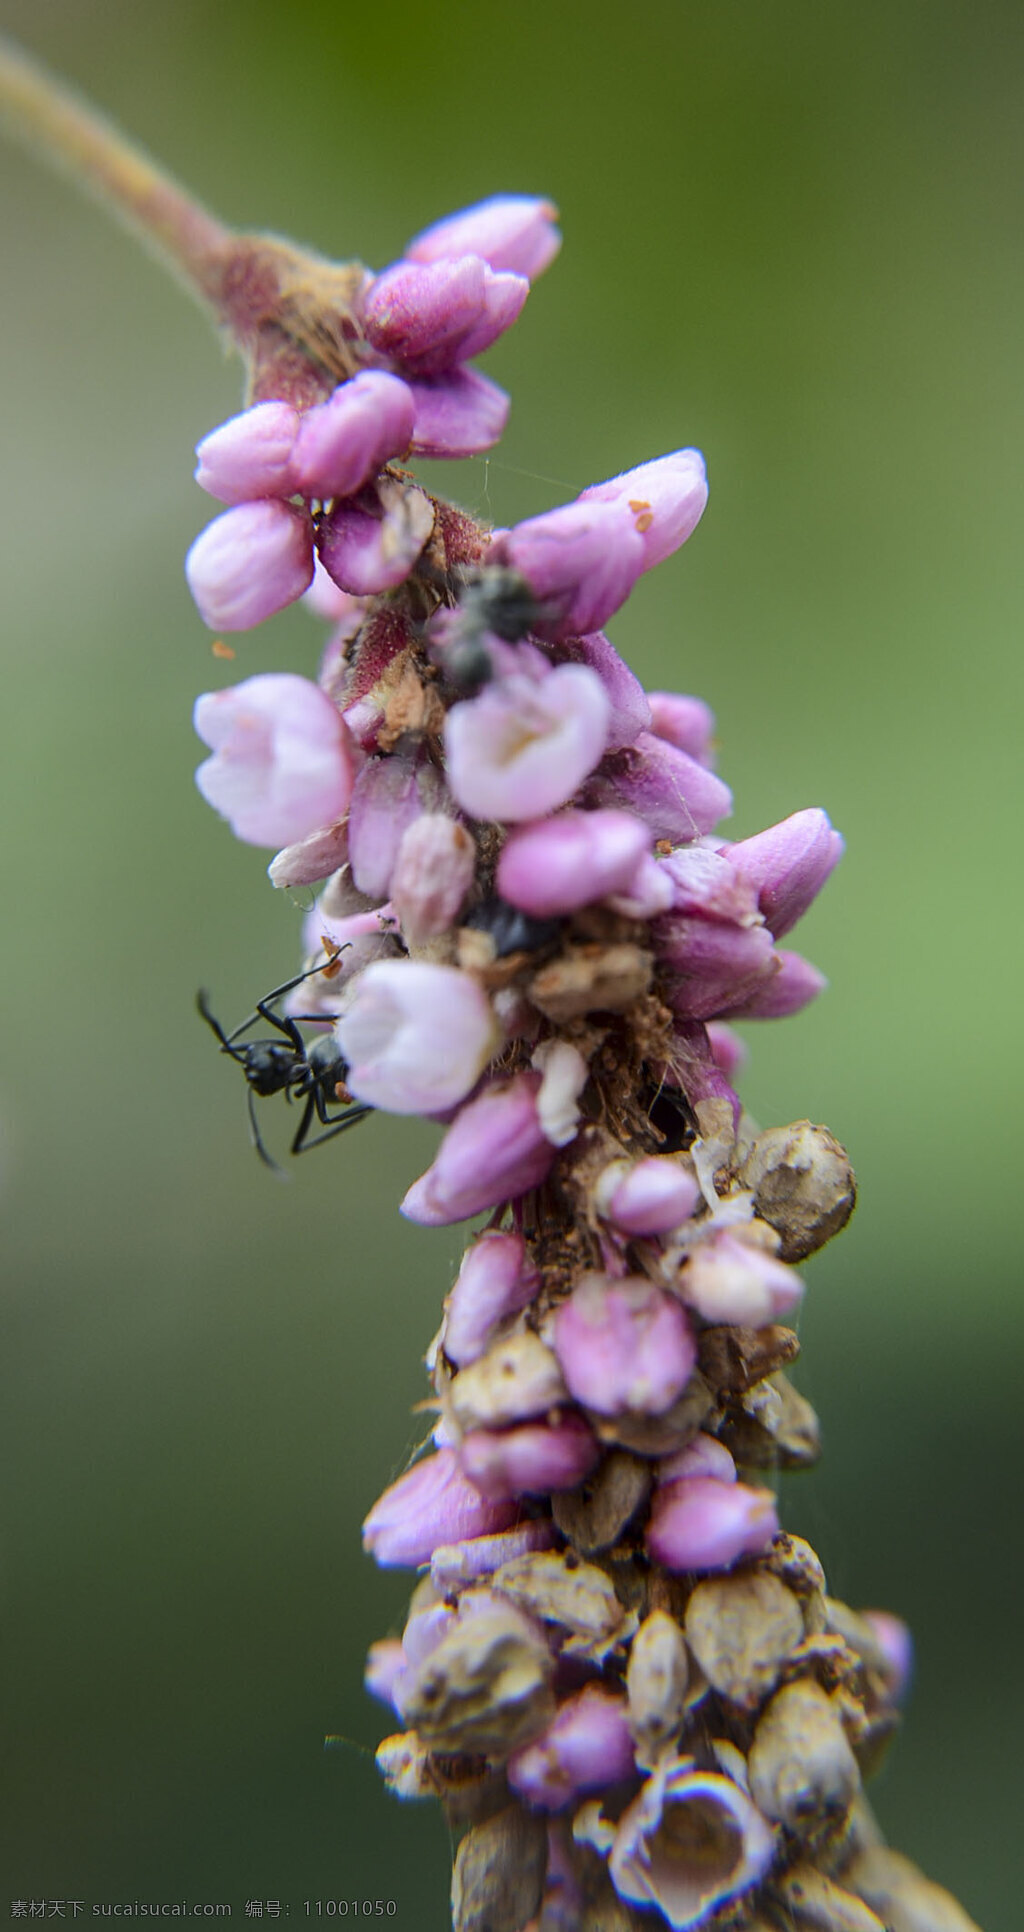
(0, 0), (1020, 1922)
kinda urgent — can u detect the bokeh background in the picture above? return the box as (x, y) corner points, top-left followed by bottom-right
(0, 1), (1020, 1922)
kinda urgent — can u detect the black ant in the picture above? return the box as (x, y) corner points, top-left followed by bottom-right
(197, 955), (372, 1170)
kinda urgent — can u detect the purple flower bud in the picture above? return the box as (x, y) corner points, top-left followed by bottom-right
(658, 1433), (737, 1486)
(723, 949), (826, 1019)
(596, 1156), (701, 1236)
(406, 367), (510, 457)
(288, 371), (415, 501)
(185, 500), (315, 631)
(401, 1073), (556, 1225)
(647, 691), (717, 768)
(362, 1447), (519, 1568)
(705, 1021), (748, 1080)
(458, 1412), (600, 1500)
(646, 1474), (779, 1572)
(667, 1020), (743, 1127)
(305, 560), (368, 624)
(496, 810), (652, 917)
(557, 632), (652, 749)
(681, 1233), (803, 1326)
(862, 1611), (914, 1703)
(508, 1686), (636, 1812)
(430, 1520), (558, 1594)
(335, 960), (499, 1115)
(364, 1638), (408, 1710)
(391, 814), (476, 946)
(585, 732), (732, 842)
(726, 809), (844, 939)
(194, 400), (300, 504)
(348, 750), (445, 899)
(552, 1274), (698, 1417)
(493, 499), (645, 641)
(442, 1231), (541, 1368)
(318, 477), (435, 596)
(363, 256), (528, 376)
(445, 666), (611, 823)
(659, 916), (776, 1022)
(579, 449), (708, 571)
(405, 195), (561, 279)
(193, 673), (355, 847)
(659, 846), (760, 925)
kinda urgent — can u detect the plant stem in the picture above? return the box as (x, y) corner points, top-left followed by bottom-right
(0, 33), (233, 319)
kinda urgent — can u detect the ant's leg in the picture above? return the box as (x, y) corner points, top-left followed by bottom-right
(225, 957), (349, 1049)
(293, 1104), (373, 1154)
(196, 989), (251, 1063)
(247, 1089), (285, 1175)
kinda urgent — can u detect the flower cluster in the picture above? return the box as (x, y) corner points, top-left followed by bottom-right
(187, 196), (978, 1932)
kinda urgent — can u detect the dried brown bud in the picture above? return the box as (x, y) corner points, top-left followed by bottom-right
(842, 1845), (983, 1932)
(400, 1603), (555, 1757)
(451, 1803), (548, 1932)
(718, 1371), (821, 1470)
(770, 1864), (886, 1930)
(626, 1609), (689, 1767)
(763, 1533), (828, 1601)
(739, 1121), (856, 1262)
(589, 1369), (715, 1457)
(698, 1323), (801, 1397)
(447, 1329), (568, 1432)
(551, 1448), (652, 1552)
(748, 1677), (860, 1838)
(684, 1570), (804, 1710)
(529, 943), (653, 1021)
(490, 1550), (637, 1660)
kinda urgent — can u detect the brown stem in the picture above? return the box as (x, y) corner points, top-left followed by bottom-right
(0, 35), (370, 403)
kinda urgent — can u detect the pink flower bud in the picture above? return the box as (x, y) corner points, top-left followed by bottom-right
(457, 1412), (600, 1499)
(558, 632), (652, 749)
(406, 367), (510, 457)
(363, 256), (528, 376)
(391, 814), (476, 946)
(659, 846), (759, 925)
(430, 1520), (558, 1594)
(304, 560), (368, 623)
(659, 915), (776, 1021)
(724, 949), (826, 1018)
(496, 810), (652, 917)
(596, 1156), (701, 1236)
(508, 1687), (636, 1812)
(552, 1274), (698, 1417)
(348, 750), (445, 899)
(647, 691), (717, 768)
(658, 1433), (737, 1486)
(443, 1231), (541, 1368)
(406, 195), (561, 279)
(705, 1021), (748, 1079)
(194, 400), (300, 504)
(193, 673), (355, 847)
(335, 960), (499, 1115)
(267, 816), (350, 889)
(401, 1074), (556, 1225)
(289, 371), (415, 501)
(493, 498), (646, 641)
(579, 449), (709, 570)
(585, 732), (732, 842)
(185, 500), (314, 631)
(680, 1233), (803, 1326)
(726, 809), (844, 939)
(318, 477), (434, 595)
(362, 1448), (519, 1568)
(445, 666), (611, 823)
(862, 1611), (914, 1703)
(646, 1474), (779, 1572)
(364, 1638), (408, 1710)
